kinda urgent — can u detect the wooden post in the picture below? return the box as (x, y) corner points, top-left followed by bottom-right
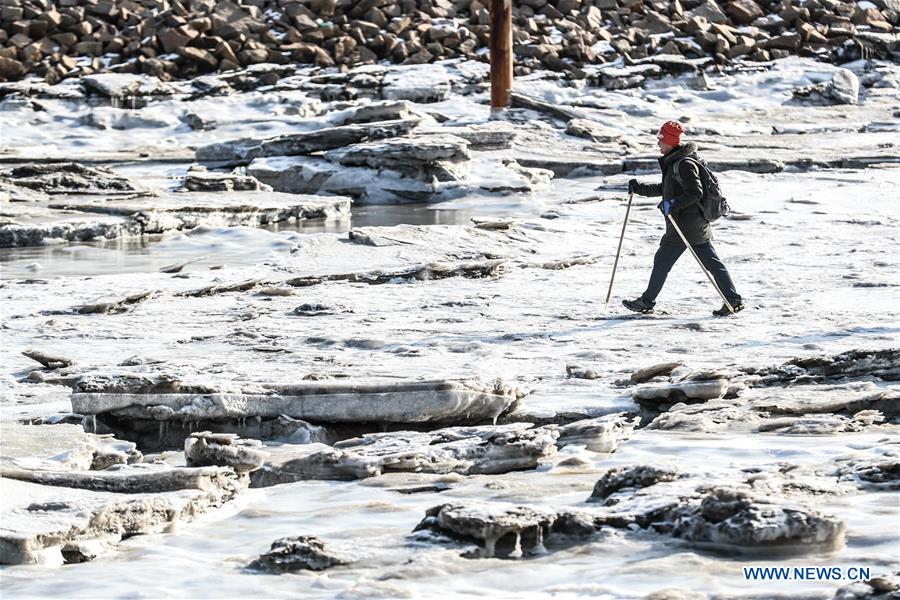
(489, 0), (512, 110)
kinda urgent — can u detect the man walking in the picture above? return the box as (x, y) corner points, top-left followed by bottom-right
(623, 121), (744, 317)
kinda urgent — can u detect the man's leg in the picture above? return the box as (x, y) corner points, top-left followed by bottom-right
(642, 241), (686, 303)
(693, 242), (742, 304)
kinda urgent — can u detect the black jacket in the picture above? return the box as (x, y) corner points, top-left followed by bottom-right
(632, 142), (712, 246)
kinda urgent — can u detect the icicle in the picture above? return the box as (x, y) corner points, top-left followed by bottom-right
(509, 532), (523, 559)
(91, 415), (97, 433)
(483, 533), (497, 559)
(533, 526), (547, 555)
(158, 422), (164, 444)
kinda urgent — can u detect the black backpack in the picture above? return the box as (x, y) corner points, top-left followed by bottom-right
(673, 157), (730, 223)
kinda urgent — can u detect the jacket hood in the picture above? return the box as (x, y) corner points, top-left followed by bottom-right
(659, 142), (698, 170)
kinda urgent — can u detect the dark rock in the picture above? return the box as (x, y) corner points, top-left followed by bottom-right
(660, 487), (846, 552)
(588, 465), (681, 502)
(751, 349), (900, 386)
(1, 163), (139, 195)
(21, 349), (74, 369)
(833, 572), (900, 600)
(726, 0), (763, 25)
(630, 362), (683, 384)
(836, 458), (900, 491)
(247, 536), (349, 573)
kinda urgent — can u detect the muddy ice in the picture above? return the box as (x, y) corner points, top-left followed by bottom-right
(1, 56), (899, 598)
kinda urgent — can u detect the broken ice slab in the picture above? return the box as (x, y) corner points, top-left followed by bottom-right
(48, 191), (351, 230)
(285, 259), (506, 287)
(250, 422), (557, 486)
(71, 377), (524, 448)
(194, 118), (421, 164)
(0, 212), (143, 248)
(323, 134), (470, 182)
(554, 413), (638, 453)
(633, 379), (730, 404)
(185, 432), (269, 474)
(81, 73), (180, 100)
(0, 162), (141, 195)
(413, 502), (585, 559)
(0, 192), (351, 247)
(0, 466), (243, 565)
(71, 378), (522, 423)
(247, 155), (447, 202)
(0, 422), (140, 472)
(0, 464), (238, 494)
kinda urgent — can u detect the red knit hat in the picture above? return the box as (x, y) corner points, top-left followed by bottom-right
(658, 120), (685, 146)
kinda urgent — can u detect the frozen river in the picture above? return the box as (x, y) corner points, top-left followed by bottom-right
(1, 56), (898, 599)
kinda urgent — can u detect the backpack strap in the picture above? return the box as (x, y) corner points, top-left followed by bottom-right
(671, 157), (700, 187)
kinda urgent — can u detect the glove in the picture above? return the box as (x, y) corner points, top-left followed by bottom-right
(661, 199), (677, 216)
(627, 179), (638, 194)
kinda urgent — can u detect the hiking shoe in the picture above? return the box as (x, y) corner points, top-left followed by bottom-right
(622, 297), (655, 314)
(713, 301), (745, 317)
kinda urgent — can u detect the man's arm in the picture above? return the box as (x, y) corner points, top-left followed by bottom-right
(629, 179), (663, 197)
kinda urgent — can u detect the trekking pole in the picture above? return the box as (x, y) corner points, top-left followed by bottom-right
(666, 213), (734, 314)
(603, 192), (634, 312)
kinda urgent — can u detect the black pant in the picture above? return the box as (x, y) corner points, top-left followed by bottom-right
(642, 241), (741, 305)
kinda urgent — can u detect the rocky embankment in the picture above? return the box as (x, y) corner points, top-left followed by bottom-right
(1, 0), (898, 83)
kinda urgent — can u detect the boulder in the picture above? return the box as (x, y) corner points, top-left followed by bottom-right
(686, 0), (728, 24)
(726, 0), (763, 25)
(0, 57), (26, 80)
